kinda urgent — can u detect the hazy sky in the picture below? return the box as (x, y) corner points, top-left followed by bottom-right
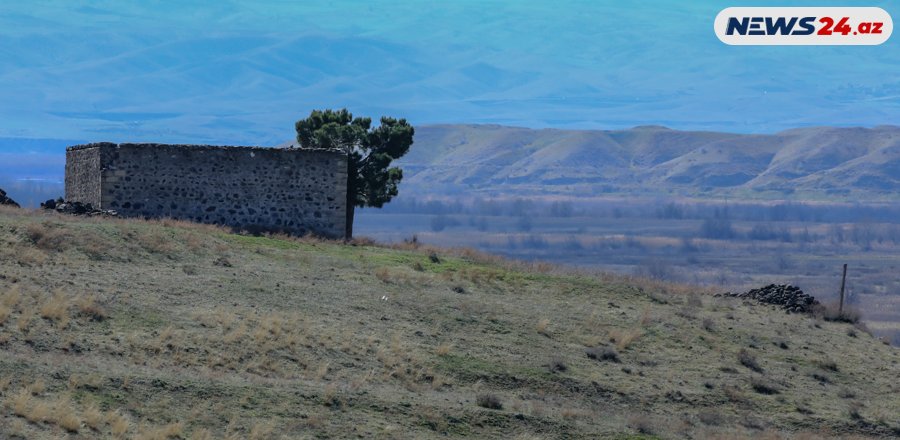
(0, 0), (898, 145)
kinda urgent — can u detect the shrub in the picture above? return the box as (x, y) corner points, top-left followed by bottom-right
(700, 218), (736, 239)
(548, 357), (567, 373)
(848, 402), (864, 420)
(698, 409), (725, 426)
(76, 294), (107, 321)
(817, 359), (839, 372)
(586, 346), (620, 363)
(810, 372), (831, 384)
(477, 393), (503, 410)
(213, 255), (233, 267)
(722, 385), (747, 404)
(838, 388), (857, 399)
(750, 377), (780, 395)
(738, 349), (763, 373)
(686, 294), (703, 308)
(813, 302), (862, 324)
(628, 414), (659, 435)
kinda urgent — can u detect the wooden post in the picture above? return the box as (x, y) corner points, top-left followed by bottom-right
(839, 263), (848, 314)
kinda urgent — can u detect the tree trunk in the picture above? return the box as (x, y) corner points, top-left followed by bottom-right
(345, 156), (356, 240)
(345, 200), (355, 240)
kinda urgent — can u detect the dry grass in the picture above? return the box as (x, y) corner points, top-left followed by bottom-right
(249, 420), (276, 440)
(52, 399), (81, 433)
(2, 285), (21, 308)
(75, 293), (107, 321)
(28, 379), (46, 395)
(628, 413), (661, 435)
(24, 397), (51, 423)
(10, 388), (32, 417)
(134, 423), (177, 440)
(814, 302), (863, 324)
(190, 428), (214, 440)
(435, 343), (452, 356)
(39, 290), (71, 328)
(136, 230), (178, 255)
(83, 404), (104, 430)
(109, 410), (130, 437)
(16, 307), (34, 332)
(0, 303), (10, 325)
(0, 210), (897, 439)
(25, 221), (70, 252)
(535, 318), (551, 336)
(609, 328), (643, 350)
(723, 385), (748, 404)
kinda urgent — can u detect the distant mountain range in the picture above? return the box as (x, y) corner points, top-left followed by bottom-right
(2, 124), (899, 204)
(383, 124), (900, 200)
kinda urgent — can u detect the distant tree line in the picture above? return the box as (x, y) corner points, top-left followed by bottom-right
(369, 196), (900, 225)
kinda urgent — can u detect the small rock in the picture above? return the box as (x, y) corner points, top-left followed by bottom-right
(725, 284), (819, 313)
(0, 188), (19, 207)
(41, 198), (118, 217)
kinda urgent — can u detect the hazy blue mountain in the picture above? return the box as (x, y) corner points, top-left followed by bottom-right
(1, 1), (899, 145)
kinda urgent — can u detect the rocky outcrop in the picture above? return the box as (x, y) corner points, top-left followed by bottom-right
(721, 284), (819, 314)
(0, 188), (19, 208)
(41, 198), (118, 217)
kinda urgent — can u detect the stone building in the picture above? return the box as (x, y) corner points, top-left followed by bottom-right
(65, 142), (347, 238)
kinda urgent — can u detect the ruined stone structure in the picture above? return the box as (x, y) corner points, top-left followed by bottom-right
(65, 143), (347, 238)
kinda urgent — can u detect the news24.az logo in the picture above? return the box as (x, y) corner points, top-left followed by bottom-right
(715, 7), (893, 45)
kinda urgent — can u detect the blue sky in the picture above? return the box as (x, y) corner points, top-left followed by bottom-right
(0, 0), (898, 146)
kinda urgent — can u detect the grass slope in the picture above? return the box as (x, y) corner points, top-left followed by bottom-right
(0, 206), (898, 439)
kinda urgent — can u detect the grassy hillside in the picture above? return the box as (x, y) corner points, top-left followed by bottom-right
(0, 206), (898, 439)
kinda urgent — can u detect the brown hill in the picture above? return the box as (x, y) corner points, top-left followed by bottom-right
(301, 124), (899, 200)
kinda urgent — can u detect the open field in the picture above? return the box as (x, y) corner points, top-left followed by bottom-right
(0, 206), (898, 439)
(357, 197), (900, 346)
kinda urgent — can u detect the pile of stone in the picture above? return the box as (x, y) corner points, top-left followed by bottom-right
(722, 284), (819, 314)
(0, 188), (19, 207)
(41, 198), (118, 217)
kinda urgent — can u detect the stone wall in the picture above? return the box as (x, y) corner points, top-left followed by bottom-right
(65, 146), (102, 208)
(65, 143), (347, 238)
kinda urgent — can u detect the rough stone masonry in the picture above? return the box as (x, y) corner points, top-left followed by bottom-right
(65, 143), (348, 238)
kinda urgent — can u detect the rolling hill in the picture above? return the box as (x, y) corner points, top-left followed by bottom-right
(279, 124), (900, 201)
(2, 123), (899, 206)
(0, 206), (897, 438)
